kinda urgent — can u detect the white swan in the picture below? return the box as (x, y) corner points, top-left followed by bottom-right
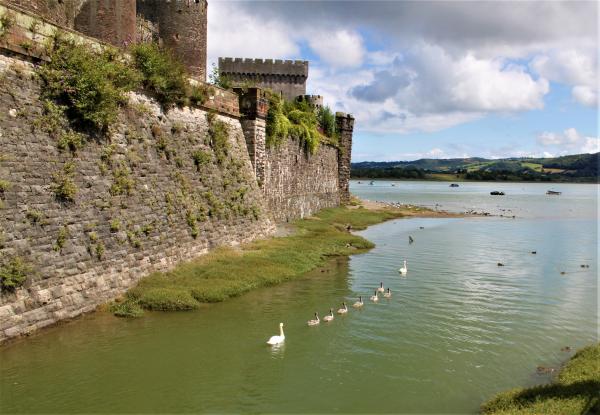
(337, 302), (348, 314)
(307, 312), (320, 326)
(377, 282), (385, 293)
(266, 323), (285, 346)
(353, 296), (364, 308)
(384, 288), (392, 298)
(323, 308), (335, 322)
(398, 260), (407, 275)
(370, 290), (379, 302)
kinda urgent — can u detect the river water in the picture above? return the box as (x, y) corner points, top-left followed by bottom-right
(0, 181), (597, 413)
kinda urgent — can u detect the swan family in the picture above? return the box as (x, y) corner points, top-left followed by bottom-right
(267, 272), (403, 345)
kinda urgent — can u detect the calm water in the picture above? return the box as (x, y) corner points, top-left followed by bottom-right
(0, 181), (597, 413)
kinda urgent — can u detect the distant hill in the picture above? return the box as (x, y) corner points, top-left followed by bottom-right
(351, 153), (599, 182)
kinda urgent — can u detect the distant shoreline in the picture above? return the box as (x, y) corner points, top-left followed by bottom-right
(351, 176), (599, 184)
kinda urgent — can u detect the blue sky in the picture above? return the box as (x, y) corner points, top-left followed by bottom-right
(208, 1), (599, 161)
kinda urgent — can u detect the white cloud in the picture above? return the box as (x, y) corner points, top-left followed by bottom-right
(208, 1), (596, 138)
(530, 48), (598, 107)
(536, 128), (599, 154)
(571, 85), (598, 107)
(581, 137), (600, 153)
(307, 30), (365, 68)
(208, 2), (300, 69)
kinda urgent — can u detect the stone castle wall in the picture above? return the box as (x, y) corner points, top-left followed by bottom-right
(0, 3), (354, 342)
(0, 54), (274, 342)
(219, 58), (308, 101)
(137, 0), (207, 81)
(262, 138), (341, 223)
(1, 0), (207, 80)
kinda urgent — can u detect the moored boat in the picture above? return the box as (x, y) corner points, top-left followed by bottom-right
(546, 190), (562, 195)
(490, 191), (505, 196)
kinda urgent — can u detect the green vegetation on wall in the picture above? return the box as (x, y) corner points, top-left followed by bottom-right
(38, 39), (140, 131)
(266, 95), (337, 155)
(0, 257), (30, 291)
(38, 38), (214, 134)
(130, 42), (213, 109)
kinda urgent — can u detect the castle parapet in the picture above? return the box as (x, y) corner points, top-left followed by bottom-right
(219, 57), (308, 101)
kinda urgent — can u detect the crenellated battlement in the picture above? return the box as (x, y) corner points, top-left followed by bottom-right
(219, 57), (308, 77)
(219, 57), (308, 100)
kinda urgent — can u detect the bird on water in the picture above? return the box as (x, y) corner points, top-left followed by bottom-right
(266, 323), (285, 346)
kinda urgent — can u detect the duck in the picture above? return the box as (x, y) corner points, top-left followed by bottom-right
(337, 302), (348, 314)
(323, 308), (335, 322)
(370, 290), (379, 302)
(353, 296), (364, 308)
(307, 312), (320, 326)
(377, 282), (385, 293)
(266, 323), (285, 346)
(384, 288), (392, 298)
(398, 260), (408, 275)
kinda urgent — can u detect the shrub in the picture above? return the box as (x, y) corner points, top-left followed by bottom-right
(95, 242), (105, 260)
(38, 41), (140, 130)
(53, 225), (69, 252)
(188, 84), (212, 107)
(109, 219), (121, 232)
(0, 179), (10, 195)
(51, 161), (77, 201)
(318, 106), (337, 140)
(109, 300), (144, 318)
(0, 12), (15, 40)
(26, 210), (43, 224)
(192, 150), (212, 169)
(265, 95), (328, 154)
(57, 131), (84, 152)
(208, 63), (231, 89)
(130, 43), (188, 108)
(110, 165), (134, 196)
(0, 257), (30, 291)
(136, 287), (199, 311)
(208, 119), (230, 165)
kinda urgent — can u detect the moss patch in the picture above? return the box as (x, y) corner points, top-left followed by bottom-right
(481, 343), (600, 415)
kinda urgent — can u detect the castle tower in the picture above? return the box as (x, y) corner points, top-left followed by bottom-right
(219, 58), (308, 101)
(137, 0), (208, 81)
(335, 112), (354, 204)
(2, 0), (86, 28)
(74, 0), (137, 47)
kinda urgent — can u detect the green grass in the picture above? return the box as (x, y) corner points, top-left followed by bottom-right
(521, 162), (543, 172)
(124, 205), (407, 311)
(481, 343), (600, 415)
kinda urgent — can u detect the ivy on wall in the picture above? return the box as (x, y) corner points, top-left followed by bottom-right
(265, 94), (338, 155)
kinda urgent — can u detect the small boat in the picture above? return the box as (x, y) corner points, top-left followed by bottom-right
(490, 191), (505, 196)
(449, 183), (459, 187)
(546, 190), (561, 195)
(369, 181), (374, 186)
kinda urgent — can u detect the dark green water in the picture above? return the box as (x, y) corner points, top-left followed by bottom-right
(0, 182), (597, 413)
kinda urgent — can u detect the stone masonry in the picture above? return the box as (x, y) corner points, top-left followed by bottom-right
(219, 58), (308, 101)
(0, 54), (274, 342)
(1, 0), (207, 80)
(0, 2), (354, 342)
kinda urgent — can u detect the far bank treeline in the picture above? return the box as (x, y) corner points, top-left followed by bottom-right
(351, 153), (599, 183)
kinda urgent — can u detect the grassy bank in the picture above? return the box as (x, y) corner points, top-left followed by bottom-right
(481, 343), (600, 415)
(115, 205), (410, 314)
